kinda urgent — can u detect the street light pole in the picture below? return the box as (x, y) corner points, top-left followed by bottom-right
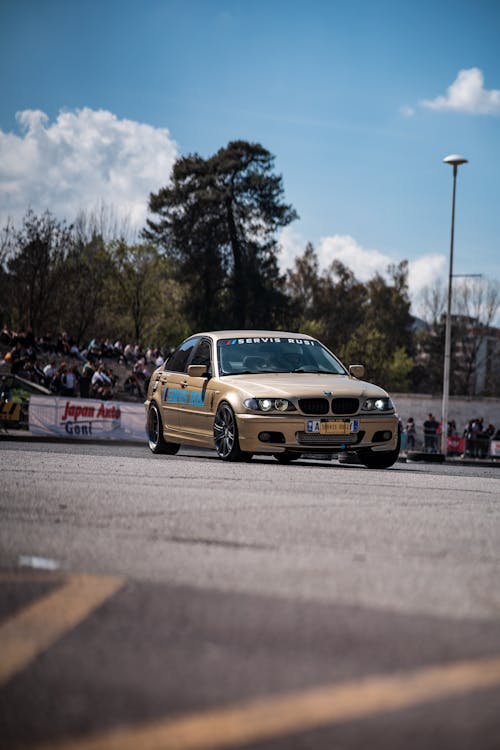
(441, 154), (468, 456)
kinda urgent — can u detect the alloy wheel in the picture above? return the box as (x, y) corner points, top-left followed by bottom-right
(214, 404), (236, 459)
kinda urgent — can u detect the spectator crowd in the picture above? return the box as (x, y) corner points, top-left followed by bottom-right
(1, 325), (166, 401)
(405, 413), (498, 459)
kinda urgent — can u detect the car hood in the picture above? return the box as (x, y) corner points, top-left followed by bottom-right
(219, 373), (389, 399)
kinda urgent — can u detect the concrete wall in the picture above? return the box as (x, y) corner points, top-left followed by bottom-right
(392, 393), (500, 436)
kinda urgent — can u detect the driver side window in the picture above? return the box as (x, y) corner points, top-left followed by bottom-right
(190, 338), (212, 375)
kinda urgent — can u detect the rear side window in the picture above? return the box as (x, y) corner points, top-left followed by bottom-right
(165, 337), (200, 373)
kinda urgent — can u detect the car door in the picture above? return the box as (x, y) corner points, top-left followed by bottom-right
(177, 337), (216, 440)
(158, 337), (200, 432)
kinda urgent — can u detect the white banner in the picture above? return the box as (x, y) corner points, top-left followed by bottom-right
(490, 440), (500, 458)
(29, 395), (147, 441)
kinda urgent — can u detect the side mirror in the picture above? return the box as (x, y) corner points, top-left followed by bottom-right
(349, 364), (365, 379)
(187, 364), (208, 378)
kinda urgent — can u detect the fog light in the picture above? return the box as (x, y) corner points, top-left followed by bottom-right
(372, 430), (393, 443)
(259, 432), (271, 442)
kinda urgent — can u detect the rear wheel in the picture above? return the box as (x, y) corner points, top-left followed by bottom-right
(214, 402), (251, 462)
(273, 451), (301, 464)
(148, 403), (180, 455)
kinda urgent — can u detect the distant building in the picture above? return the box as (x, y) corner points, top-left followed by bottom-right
(474, 327), (500, 395)
(449, 316), (500, 397)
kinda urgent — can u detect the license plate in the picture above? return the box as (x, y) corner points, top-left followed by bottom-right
(306, 419), (359, 434)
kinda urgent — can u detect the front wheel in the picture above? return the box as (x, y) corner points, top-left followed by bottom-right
(359, 432), (400, 469)
(214, 402), (250, 462)
(148, 403), (180, 455)
(273, 451), (301, 464)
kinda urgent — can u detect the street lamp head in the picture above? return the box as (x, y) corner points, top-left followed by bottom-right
(443, 154), (468, 166)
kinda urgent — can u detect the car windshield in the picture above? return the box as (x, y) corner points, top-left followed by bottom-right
(217, 336), (347, 376)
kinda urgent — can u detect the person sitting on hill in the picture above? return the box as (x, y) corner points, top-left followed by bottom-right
(91, 363), (113, 400)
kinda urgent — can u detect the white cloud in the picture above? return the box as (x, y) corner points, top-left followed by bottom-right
(279, 228), (446, 307)
(421, 67), (500, 115)
(407, 254), (446, 296)
(279, 225), (307, 270)
(317, 234), (392, 280)
(399, 105), (415, 118)
(0, 107), (178, 230)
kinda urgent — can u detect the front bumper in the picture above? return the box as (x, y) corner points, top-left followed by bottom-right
(236, 412), (399, 454)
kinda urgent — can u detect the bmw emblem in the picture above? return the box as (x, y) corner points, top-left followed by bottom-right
(324, 390), (332, 396)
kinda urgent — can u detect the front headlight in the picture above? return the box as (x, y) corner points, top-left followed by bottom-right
(244, 398), (296, 413)
(361, 397), (394, 412)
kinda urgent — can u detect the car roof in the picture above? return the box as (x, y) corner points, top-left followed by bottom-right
(197, 331), (316, 341)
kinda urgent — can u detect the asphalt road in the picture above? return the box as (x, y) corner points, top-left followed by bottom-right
(1, 440), (500, 749)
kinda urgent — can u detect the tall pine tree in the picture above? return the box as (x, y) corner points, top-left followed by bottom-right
(144, 141), (297, 330)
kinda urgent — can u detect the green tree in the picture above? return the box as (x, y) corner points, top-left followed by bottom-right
(386, 346), (413, 392)
(338, 262), (414, 386)
(364, 261), (413, 354)
(108, 242), (165, 343)
(341, 324), (392, 385)
(339, 325), (412, 390)
(59, 231), (113, 344)
(286, 245), (368, 349)
(5, 210), (73, 336)
(104, 241), (187, 348)
(317, 260), (368, 351)
(287, 248), (416, 386)
(286, 242), (323, 333)
(144, 140), (297, 330)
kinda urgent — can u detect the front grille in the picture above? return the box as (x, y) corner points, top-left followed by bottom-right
(297, 431), (365, 446)
(331, 398), (359, 415)
(298, 398), (329, 415)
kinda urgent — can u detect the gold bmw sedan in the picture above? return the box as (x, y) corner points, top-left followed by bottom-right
(145, 331), (400, 469)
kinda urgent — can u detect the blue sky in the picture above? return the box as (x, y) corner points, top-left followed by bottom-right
(1, 0), (499, 311)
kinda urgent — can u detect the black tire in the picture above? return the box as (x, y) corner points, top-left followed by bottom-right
(147, 403), (180, 455)
(213, 402), (250, 462)
(273, 451), (301, 464)
(338, 451), (361, 465)
(406, 451), (445, 463)
(359, 432), (400, 469)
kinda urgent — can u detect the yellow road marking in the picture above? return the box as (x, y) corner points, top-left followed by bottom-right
(27, 653), (500, 750)
(0, 573), (125, 686)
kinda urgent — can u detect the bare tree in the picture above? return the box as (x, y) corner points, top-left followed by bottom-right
(453, 277), (500, 326)
(0, 219), (12, 268)
(73, 201), (136, 245)
(0, 220), (14, 328)
(418, 279), (447, 326)
(417, 276), (500, 395)
(452, 278), (500, 395)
